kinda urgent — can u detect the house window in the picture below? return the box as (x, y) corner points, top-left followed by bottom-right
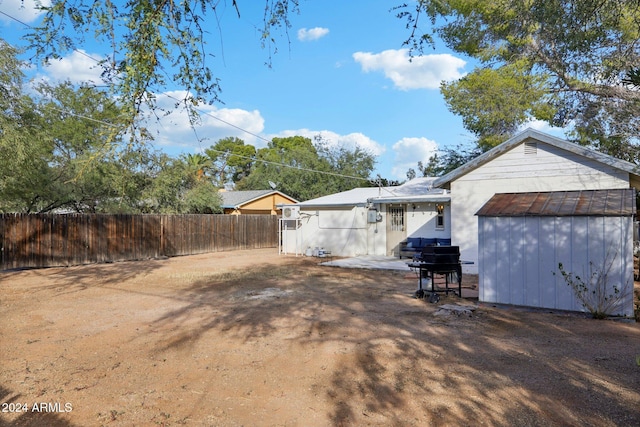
(389, 206), (404, 231)
(436, 204), (445, 229)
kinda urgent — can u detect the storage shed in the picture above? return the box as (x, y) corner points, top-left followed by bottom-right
(433, 128), (640, 275)
(476, 189), (636, 317)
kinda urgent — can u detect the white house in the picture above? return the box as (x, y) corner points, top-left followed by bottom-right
(279, 178), (451, 257)
(282, 128), (640, 268)
(433, 128), (640, 274)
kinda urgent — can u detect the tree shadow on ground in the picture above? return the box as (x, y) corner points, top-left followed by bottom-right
(0, 257), (166, 295)
(144, 259), (640, 426)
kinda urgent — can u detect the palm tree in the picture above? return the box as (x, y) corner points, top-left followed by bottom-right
(183, 153), (212, 182)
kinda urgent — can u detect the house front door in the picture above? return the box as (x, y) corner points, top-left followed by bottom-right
(386, 204), (406, 257)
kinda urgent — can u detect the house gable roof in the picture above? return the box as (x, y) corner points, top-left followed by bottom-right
(475, 189), (636, 217)
(433, 128), (640, 188)
(220, 190), (297, 209)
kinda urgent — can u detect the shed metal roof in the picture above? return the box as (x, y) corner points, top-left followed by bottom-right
(475, 189), (636, 217)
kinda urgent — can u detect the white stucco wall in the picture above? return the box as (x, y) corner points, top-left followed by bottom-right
(280, 202), (452, 257)
(405, 202), (451, 240)
(451, 142), (631, 273)
(280, 206), (386, 257)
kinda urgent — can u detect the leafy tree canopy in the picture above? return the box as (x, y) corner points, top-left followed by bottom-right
(27, 1), (299, 116)
(397, 0), (640, 159)
(205, 137), (257, 188)
(406, 143), (482, 179)
(0, 41), (221, 214)
(441, 61), (554, 151)
(235, 136), (375, 201)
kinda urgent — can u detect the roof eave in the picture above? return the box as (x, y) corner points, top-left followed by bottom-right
(368, 195), (451, 204)
(277, 202), (368, 208)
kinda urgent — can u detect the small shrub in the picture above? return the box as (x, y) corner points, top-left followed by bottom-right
(557, 258), (630, 319)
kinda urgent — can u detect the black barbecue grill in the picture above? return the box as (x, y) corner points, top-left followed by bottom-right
(407, 245), (462, 302)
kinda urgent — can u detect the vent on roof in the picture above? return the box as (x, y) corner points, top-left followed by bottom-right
(524, 141), (537, 155)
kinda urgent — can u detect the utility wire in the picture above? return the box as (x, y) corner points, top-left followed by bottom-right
(0, 6), (401, 191)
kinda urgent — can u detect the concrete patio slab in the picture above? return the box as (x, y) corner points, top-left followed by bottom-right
(319, 255), (412, 271)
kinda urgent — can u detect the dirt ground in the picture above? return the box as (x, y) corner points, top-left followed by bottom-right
(1, 248), (639, 427)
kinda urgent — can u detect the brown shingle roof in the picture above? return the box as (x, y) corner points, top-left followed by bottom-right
(475, 189), (636, 217)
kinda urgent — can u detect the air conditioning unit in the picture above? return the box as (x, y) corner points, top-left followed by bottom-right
(282, 206), (300, 219)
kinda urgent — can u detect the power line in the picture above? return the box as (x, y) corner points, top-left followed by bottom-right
(164, 92), (273, 146)
(0, 6), (391, 187)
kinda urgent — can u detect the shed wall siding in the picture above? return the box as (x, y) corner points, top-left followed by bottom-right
(452, 143), (630, 272)
(478, 215), (634, 316)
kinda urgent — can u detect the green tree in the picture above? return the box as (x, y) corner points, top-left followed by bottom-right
(0, 41), (45, 212)
(27, 1), (300, 117)
(205, 137), (256, 188)
(314, 136), (376, 194)
(183, 153), (213, 183)
(0, 38), (222, 214)
(371, 176), (403, 187)
(397, 0), (640, 155)
(141, 154), (222, 214)
(29, 81), (134, 212)
(140, 155), (187, 213)
(237, 136), (323, 201)
(182, 181), (223, 214)
(406, 143), (483, 179)
(236, 136), (374, 201)
(623, 68), (640, 88)
(0, 76), (140, 213)
(441, 61), (554, 150)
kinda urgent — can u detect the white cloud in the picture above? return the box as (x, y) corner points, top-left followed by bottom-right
(520, 119), (567, 137)
(297, 27), (329, 42)
(41, 50), (106, 85)
(353, 48), (466, 90)
(0, 0), (50, 24)
(148, 91), (266, 150)
(269, 128), (385, 157)
(391, 137), (439, 179)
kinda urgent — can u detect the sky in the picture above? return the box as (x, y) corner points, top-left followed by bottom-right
(0, 0), (559, 182)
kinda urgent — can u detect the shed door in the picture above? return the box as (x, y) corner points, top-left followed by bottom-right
(386, 205), (406, 256)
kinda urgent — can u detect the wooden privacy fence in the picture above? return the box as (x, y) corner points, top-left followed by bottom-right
(0, 213), (279, 270)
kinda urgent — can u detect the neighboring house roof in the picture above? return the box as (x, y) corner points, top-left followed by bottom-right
(294, 177), (449, 208)
(434, 128), (640, 188)
(220, 190), (298, 209)
(475, 189), (636, 217)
